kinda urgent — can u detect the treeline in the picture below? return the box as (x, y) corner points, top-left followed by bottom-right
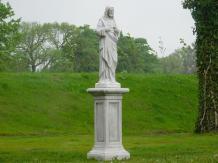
(2, 22), (160, 73)
(1, 22), (196, 74)
(0, 2), (196, 74)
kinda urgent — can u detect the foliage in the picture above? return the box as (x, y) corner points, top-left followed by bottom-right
(1, 18), (197, 74)
(183, 0), (218, 133)
(160, 43), (196, 74)
(45, 23), (79, 72)
(5, 22), (160, 73)
(73, 25), (99, 72)
(0, 1), (20, 71)
(16, 22), (52, 72)
(117, 33), (159, 73)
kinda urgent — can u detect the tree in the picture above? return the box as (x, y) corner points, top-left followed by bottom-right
(3, 21), (160, 73)
(160, 52), (184, 74)
(117, 33), (159, 73)
(0, 1), (20, 71)
(183, 0), (218, 133)
(74, 25), (98, 72)
(160, 42), (196, 74)
(118, 34), (141, 72)
(45, 23), (79, 72)
(135, 38), (159, 73)
(180, 40), (196, 74)
(17, 22), (51, 72)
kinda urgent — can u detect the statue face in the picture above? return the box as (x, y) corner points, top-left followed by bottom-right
(107, 8), (114, 18)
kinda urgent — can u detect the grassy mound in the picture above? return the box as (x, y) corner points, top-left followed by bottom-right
(0, 73), (198, 136)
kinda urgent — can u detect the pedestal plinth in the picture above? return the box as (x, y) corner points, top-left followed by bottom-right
(87, 88), (130, 161)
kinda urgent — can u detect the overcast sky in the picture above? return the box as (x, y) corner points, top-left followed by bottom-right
(5, 0), (196, 57)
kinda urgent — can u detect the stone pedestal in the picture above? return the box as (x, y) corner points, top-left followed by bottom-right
(87, 88), (130, 161)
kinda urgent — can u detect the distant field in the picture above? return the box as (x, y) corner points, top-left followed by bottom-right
(0, 73), (198, 136)
(1, 73), (214, 162)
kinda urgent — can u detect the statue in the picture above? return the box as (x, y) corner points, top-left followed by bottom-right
(87, 7), (130, 160)
(95, 7), (121, 88)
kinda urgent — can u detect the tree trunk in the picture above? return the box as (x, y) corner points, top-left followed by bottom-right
(31, 64), (36, 72)
(193, 1), (218, 133)
(195, 56), (218, 132)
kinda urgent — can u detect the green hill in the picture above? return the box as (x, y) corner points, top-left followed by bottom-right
(0, 73), (198, 136)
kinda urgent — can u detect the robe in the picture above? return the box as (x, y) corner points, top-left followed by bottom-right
(96, 17), (119, 83)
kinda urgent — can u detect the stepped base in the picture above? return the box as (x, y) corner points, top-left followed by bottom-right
(87, 147), (130, 160)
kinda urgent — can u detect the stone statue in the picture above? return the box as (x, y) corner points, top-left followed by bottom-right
(95, 7), (121, 88)
(87, 7), (130, 160)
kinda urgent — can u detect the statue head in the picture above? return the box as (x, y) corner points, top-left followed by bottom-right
(104, 6), (114, 19)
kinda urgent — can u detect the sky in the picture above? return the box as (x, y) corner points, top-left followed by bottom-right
(5, 0), (196, 57)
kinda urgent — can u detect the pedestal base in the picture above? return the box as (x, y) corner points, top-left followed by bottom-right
(87, 147), (130, 160)
(87, 88), (130, 161)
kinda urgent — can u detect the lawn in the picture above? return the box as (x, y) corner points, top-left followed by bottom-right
(0, 134), (218, 162)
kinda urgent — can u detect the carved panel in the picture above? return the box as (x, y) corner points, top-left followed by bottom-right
(96, 102), (104, 142)
(109, 102), (120, 142)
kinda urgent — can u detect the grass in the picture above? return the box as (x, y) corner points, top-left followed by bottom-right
(0, 73), (198, 136)
(1, 73), (216, 162)
(0, 134), (218, 162)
